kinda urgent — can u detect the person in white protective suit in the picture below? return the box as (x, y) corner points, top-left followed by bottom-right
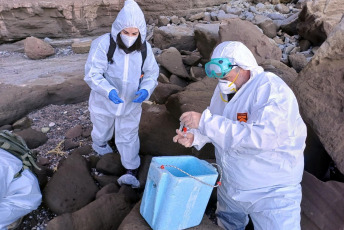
(84, 0), (159, 188)
(0, 149), (42, 230)
(173, 41), (306, 230)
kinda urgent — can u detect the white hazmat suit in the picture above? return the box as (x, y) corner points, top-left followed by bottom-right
(0, 149), (42, 230)
(84, 0), (159, 172)
(191, 42), (306, 230)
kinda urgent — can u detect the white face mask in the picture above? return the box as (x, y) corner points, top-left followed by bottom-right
(120, 33), (138, 48)
(218, 79), (237, 94)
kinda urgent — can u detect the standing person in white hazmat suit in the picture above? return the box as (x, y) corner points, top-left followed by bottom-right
(84, 0), (159, 188)
(173, 41), (307, 230)
(0, 149), (42, 230)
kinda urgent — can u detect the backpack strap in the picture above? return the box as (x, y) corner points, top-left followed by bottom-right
(139, 41), (147, 85)
(107, 33), (116, 64)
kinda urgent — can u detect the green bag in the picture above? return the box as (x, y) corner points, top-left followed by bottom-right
(0, 130), (41, 178)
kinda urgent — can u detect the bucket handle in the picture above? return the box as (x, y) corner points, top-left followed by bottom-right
(159, 163), (222, 188)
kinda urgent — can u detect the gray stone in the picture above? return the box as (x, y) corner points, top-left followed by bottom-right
(182, 53), (202, 66)
(24, 36), (55, 60)
(259, 20), (278, 38)
(150, 82), (183, 104)
(153, 25), (196, 51)
(275, 4), (290, 14)
(71, 40), (92, 54)
(156, 47), (190, 79)
(219, 19), (282, 64)
(194, 23), (220, 60)
(288, 53), (308, 73)
(158, 16), (170, 26)
(260, 59), (297, 88)
(280, 12), (299, 35)
(299, 39), (312, 52)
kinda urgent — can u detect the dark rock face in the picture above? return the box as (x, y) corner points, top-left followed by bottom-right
(46, 193), (133, 230)
(293, 18), (344, 174)
(44, 153), (99, 214)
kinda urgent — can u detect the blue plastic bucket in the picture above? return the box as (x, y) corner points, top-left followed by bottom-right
(140, 156), (218, 230)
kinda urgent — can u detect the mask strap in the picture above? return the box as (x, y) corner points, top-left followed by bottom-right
(227, 69), (240, 92)
(220, 92), (228, 103)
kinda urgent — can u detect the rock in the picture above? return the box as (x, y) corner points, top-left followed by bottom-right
(44, 153), (99, 214)
(14, 128), (48, 149)
(0, 125), (12, 131)
(153, 25), (196, 51)
(275, 3), (290, 14)
(37, 157), (50, 166)
(87, 155), (100, 169)
(69, 145), (93, 156)
(41, 127), (50, 133)
(49, 122), (56, 127)
(139, 103), (192, 156)
(158, 16), (170, 26)
(95, 183), (120, 199)
(182, 52), (202, 66)
(280, 12), (300, 35)
(157, 73), (170, 84)
(219, 18), (282, 64)
(82, 126), (92, 138)
(156, 47), (190, 79)
(288, 53), (308, 73)
(94, 175), (119, 187)
(0, 1), (227, 43)
(46, 193), (132, 230)
(189, 12), (205, 21)
(170, 15), (180, 24)
(293, 17), (344, 174)
(96, 153), (125, 176)
(138, 155), (153, 188)
(118, 185), (141, 204)
(259, 59), (297, 88)
(169, 75), (188, 88)
(0, 53), (90, 127)
(259, 19), (278, 38)
(190, 66), (206, 81)
(118, 200), (223, 230)
(299, 39), (312, 52)
(150, 83), (183, 104)
(12, 116), (32, 130)
(64, 139), (80, 150)
(65, 124), (83, 139)
(24, 36), (55, 59)
(194, 23), (220, 60)
(297, 0), (344, 46)
(217, 11), (239, 21)
(301, 172), (344, 230)
(71, 40), (92, 54)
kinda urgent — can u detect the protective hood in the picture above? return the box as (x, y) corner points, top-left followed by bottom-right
(211, 41), (264, 78)
(111, 0), (146, 42)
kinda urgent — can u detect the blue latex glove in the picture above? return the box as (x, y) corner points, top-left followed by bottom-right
(132, 89), (148, 103)
(109, 89), (124, 104)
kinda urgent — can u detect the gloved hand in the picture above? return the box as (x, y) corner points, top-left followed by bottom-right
(132, 89), (148, 103)
(109, 89), (124, 104)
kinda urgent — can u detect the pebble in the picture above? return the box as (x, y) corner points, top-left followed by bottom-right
(49, 122), (55, 127)
(41, 127), (50, 133)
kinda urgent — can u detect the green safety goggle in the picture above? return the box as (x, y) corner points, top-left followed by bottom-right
(205, 58), (238, 79)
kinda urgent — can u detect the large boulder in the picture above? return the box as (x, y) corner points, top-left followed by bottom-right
(44, 153), (99, 214)
(219, 19), (282, 64)
(194, 23), (220, 60)
(301, 172), (344, 230)
(0, 53), (89, 126)
(293, 17), (344, 174)
(153, 25), (196, 51)
(46, 193), (132, 230)
(156, 47), (190, 79)
(24, 36), (55, 59)
(297, 0), (344, 46)
(0, 0), (227, 43)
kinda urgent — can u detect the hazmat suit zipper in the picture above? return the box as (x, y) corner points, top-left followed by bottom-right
(116, 53), (129, 116)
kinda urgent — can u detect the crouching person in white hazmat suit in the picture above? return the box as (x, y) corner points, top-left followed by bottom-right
(84, 0), (159, 188)
(173, 41), (306, 230)
(0, 149), (42, 230)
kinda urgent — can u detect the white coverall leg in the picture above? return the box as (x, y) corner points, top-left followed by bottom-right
(0, 150), (42, 230)
(90, 108), (141, 170)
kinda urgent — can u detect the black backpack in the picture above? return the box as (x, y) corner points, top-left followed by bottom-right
(106, 34), (147, 84)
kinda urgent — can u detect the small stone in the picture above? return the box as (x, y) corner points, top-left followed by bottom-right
(41, 127), (50, 133)
(49, 122), (56, 127)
